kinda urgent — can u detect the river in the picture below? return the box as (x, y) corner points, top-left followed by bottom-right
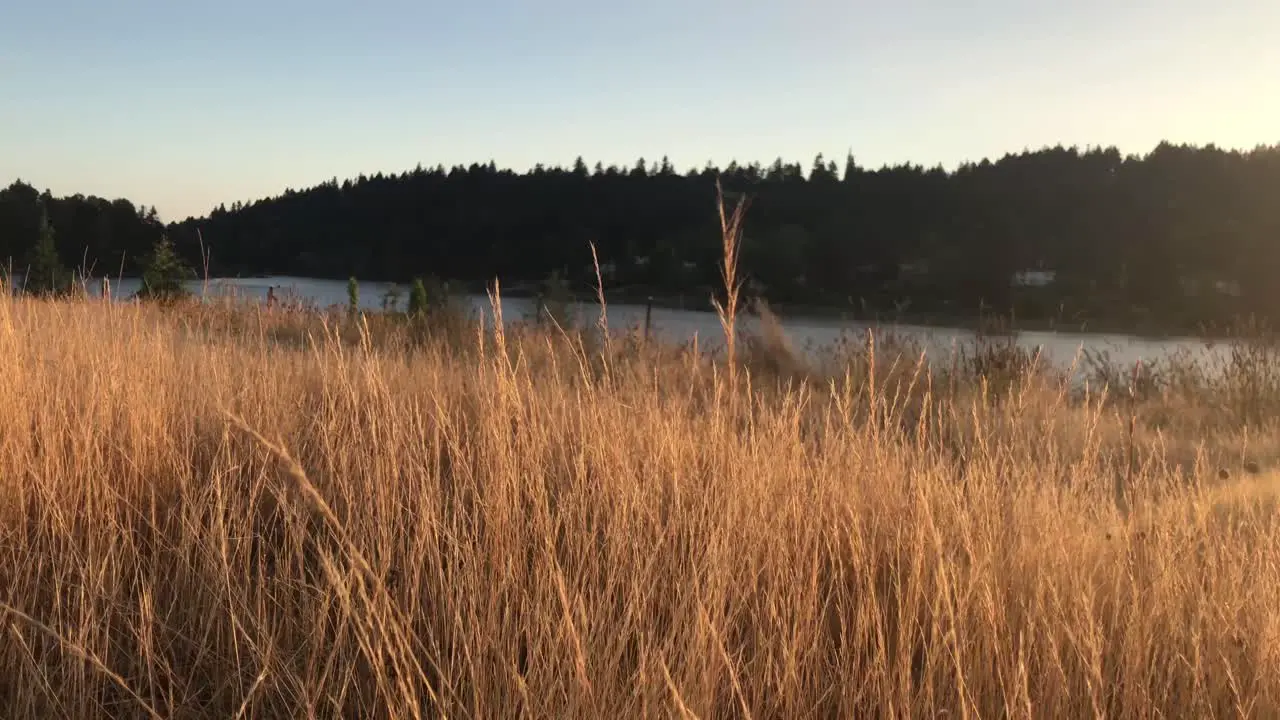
(90, 275), (1228, 374)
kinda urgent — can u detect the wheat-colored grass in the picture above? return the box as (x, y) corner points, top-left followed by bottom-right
(0, 293), (1276, 718)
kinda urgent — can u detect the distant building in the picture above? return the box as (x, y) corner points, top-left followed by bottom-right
(1179, 276), (1242, 297)
(1012, 270), (1056, 287)
(1215, 279), (1242, 297)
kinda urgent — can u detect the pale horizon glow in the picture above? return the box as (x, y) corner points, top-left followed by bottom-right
(3, 0), (1278, 222)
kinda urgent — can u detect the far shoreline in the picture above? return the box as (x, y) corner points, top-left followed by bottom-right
(90, 274), (1237, 343)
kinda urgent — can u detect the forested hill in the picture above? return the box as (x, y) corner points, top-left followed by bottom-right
(3, 141), (1280, 328)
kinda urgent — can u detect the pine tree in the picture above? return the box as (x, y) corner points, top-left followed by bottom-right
(24, 208), (71, 296)
(137, 235), (193, 301)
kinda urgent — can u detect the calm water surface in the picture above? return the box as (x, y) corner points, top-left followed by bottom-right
(94, 276), (1228, 374)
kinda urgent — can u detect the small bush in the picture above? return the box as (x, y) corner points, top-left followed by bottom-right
(538, 269), (575, 329)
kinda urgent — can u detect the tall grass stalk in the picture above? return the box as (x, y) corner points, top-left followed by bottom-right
(711, 179), (748, 383)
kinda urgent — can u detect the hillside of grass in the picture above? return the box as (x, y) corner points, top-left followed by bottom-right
(0, 283), (1277, 718)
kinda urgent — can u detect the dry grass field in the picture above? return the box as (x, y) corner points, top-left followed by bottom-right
(1, 275), (1280, 717)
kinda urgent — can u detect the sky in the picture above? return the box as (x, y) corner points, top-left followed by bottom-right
(3, 0), (1278, 221)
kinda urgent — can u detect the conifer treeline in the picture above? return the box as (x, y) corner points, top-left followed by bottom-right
(2, 141), (1278, 327)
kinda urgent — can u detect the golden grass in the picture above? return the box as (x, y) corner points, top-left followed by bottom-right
(0, 293), (1277, 718)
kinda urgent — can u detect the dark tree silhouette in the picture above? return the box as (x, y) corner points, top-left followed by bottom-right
(3, 141), (1280, 330)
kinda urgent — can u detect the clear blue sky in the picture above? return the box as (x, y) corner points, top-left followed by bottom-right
(3, 0), (1277, 221)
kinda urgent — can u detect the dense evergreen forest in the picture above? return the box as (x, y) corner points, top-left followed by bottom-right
(3, 141), (1279, 329)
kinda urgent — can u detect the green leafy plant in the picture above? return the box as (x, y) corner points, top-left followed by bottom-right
(408, 278), (428, 317)
(347, 277), (359, 316)
(408, 275), (452, 318)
